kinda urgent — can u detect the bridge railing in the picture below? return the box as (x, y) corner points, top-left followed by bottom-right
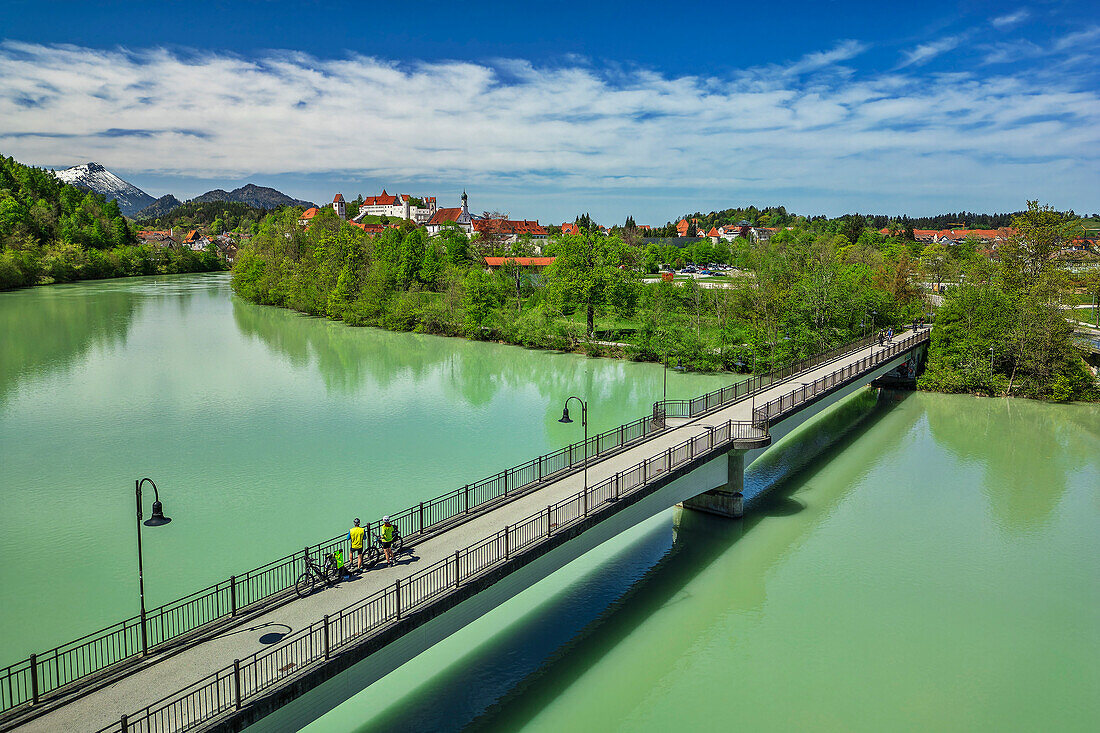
(656, 332), (880, 420)
(0, 329), (918, 717)
(93, 418), (768, 733)
(753, 331), (928, 424)
(0, 414), (664, 714)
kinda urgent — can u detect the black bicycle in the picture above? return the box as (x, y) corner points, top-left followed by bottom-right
(364, 527), (403, 565)
(295, 551), (341, 598)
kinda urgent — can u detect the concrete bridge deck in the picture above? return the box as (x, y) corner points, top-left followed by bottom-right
(10, 331), (928, 733)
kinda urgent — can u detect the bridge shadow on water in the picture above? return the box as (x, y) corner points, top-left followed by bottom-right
(349, 389), (914, 733)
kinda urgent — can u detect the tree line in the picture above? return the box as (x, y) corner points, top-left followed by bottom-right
(0, 155), (224, 289)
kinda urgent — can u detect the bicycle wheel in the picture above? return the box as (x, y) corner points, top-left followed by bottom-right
(295, 571), (316, 598)
(324, 556), (341, 584)
(391, 529), (404, 554)
(363, 545), (380, 568)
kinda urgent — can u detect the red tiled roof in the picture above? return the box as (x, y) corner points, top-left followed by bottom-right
(473, 219), (548, 236)
(428, 207), (464, 226)
(707, 227), (720, 236)
(299, 207), (320, 220)
(361, 189), (398, 207)
(561, 223), (579, 235)
(484, 257), (556, 267)
(183, 230), (199, 243)
(333, 193), (345, 203)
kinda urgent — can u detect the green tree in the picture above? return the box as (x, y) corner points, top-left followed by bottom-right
(544, 232), (637, 335)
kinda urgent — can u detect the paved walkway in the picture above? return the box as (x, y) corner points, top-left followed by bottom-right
(17, 331), (923, 732)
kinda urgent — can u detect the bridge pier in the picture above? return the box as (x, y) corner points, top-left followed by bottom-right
(678, 450), (745, 518)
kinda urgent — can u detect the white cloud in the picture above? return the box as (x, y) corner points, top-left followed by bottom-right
(992, 10), (1031, 29)
(899, 35), (966, 67)
(781, 40), (867, 76)
(0, 40), (1097, 218)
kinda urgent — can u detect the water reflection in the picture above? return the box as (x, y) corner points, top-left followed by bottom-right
(337, 389), (903, 733)
(0, 283), (141, 404)
(925, 394), (1100, 531)
(230, 295), (731, 435)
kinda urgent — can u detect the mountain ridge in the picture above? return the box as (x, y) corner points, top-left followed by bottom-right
(191, 184), (312, 209)
(52, 162), (155, 217)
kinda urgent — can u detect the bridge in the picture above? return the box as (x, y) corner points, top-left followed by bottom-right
(1, 330), (929, 733)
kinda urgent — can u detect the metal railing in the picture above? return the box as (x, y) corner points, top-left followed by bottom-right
(0, 413), (662, 714)
(93, 418), (768, 733)
(655, 332), (882, 420)
(0, 327), (927, 717)
(753, 332), (928, 424)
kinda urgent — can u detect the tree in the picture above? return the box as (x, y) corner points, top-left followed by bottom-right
(544, 232), (637, 336)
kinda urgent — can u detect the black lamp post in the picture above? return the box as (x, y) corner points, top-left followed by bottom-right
(135, 478), (171, 656)
(558, 396), (589, 495)
(663, 353), (684, 402)
(870, 309), (877, 354)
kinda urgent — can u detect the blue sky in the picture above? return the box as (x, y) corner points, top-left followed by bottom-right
(1, 0), (1098, 223)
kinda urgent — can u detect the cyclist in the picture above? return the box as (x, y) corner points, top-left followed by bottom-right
(380, 516), (396, 567)
(349, 518), (366, 571)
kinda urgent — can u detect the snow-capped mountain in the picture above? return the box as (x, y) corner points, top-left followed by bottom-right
(53, 162), (156, 217)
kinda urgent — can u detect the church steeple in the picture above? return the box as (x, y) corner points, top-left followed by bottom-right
(460, 190), (469, 217)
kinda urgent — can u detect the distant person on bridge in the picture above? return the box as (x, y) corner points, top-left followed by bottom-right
(886, 327), (894, 342)
(380, 516), (396, 567)
(349, 518), (366, 571)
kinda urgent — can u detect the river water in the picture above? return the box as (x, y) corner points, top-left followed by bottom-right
(2, 274), (1098, 731)
(0, 273), (731, 663)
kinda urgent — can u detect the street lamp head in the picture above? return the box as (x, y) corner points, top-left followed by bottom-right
(144, 500), (171, 527)
(558, 407), (573, 424)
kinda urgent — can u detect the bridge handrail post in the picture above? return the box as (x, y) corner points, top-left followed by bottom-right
(613, 472), (620, 501)
(504, 526), (510, 560)
(120, 714), (128, 733)
(395, 579), (401, 620)
(503, 470), (508, 498)
(230, 576), (237, 617)
(620, 423), (625, 447)
(29, 653), (38, 705)
(546, 506), (552, 538)
(538, 456), (543, 482)
(464, 485), (470, 514)
(232, 658), (242, 710)
(419, 502), (425, 533)
(455, 551), (461, 588)
(583, 484), (588, 517)
(667, 446), (673, 471)
(323, 615), (330, 660)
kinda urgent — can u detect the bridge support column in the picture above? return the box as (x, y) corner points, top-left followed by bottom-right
(678, 450), (745, 518)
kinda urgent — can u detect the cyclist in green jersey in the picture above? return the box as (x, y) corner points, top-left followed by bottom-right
(380, 516), (396, 566)
(348, 518), (366, 571)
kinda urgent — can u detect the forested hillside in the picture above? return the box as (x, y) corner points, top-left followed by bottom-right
(0, 155), (223, 289)
(136, 200), (270, 233)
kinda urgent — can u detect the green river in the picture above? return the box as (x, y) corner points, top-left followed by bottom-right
(2, 273), (1098, 731)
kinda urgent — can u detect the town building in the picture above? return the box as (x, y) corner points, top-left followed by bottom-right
(483, 256), (556, 273)
(298, 207), (321, 226)
(426, 191), (478, 235)
(353, 190), (438, 223)
(473, 219), (549, 249)
(182, 230), (211, 251)
(561, 222), (580, 235)
(332, 193), (346, 219)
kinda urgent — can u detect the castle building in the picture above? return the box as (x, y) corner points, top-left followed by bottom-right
(353, 190), (438, 223)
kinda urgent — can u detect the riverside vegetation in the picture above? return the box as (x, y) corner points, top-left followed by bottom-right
(0, 156), (224, 289)
(231, 202), (1097, 402)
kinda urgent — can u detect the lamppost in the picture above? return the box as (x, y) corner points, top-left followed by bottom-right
(558, 397), (589, 495)
(989, 346), (995, 377)
(662, 352), (684, 402)
(135, 478), (172, 656)
(869, 309), (877, 355)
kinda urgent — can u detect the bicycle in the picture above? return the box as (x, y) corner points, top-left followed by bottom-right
(369, 526), (404, 565)
(295, 550), (341, 598)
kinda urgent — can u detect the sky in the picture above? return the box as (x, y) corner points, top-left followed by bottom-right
(1, 0), (1098, 224)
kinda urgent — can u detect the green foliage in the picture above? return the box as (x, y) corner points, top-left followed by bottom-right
(136, 200), (268, 231)
(920, 202), (1097, 402)
(0, 154), (223, 289)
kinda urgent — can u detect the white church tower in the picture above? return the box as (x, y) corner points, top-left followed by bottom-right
(332, 193), (346, 219)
